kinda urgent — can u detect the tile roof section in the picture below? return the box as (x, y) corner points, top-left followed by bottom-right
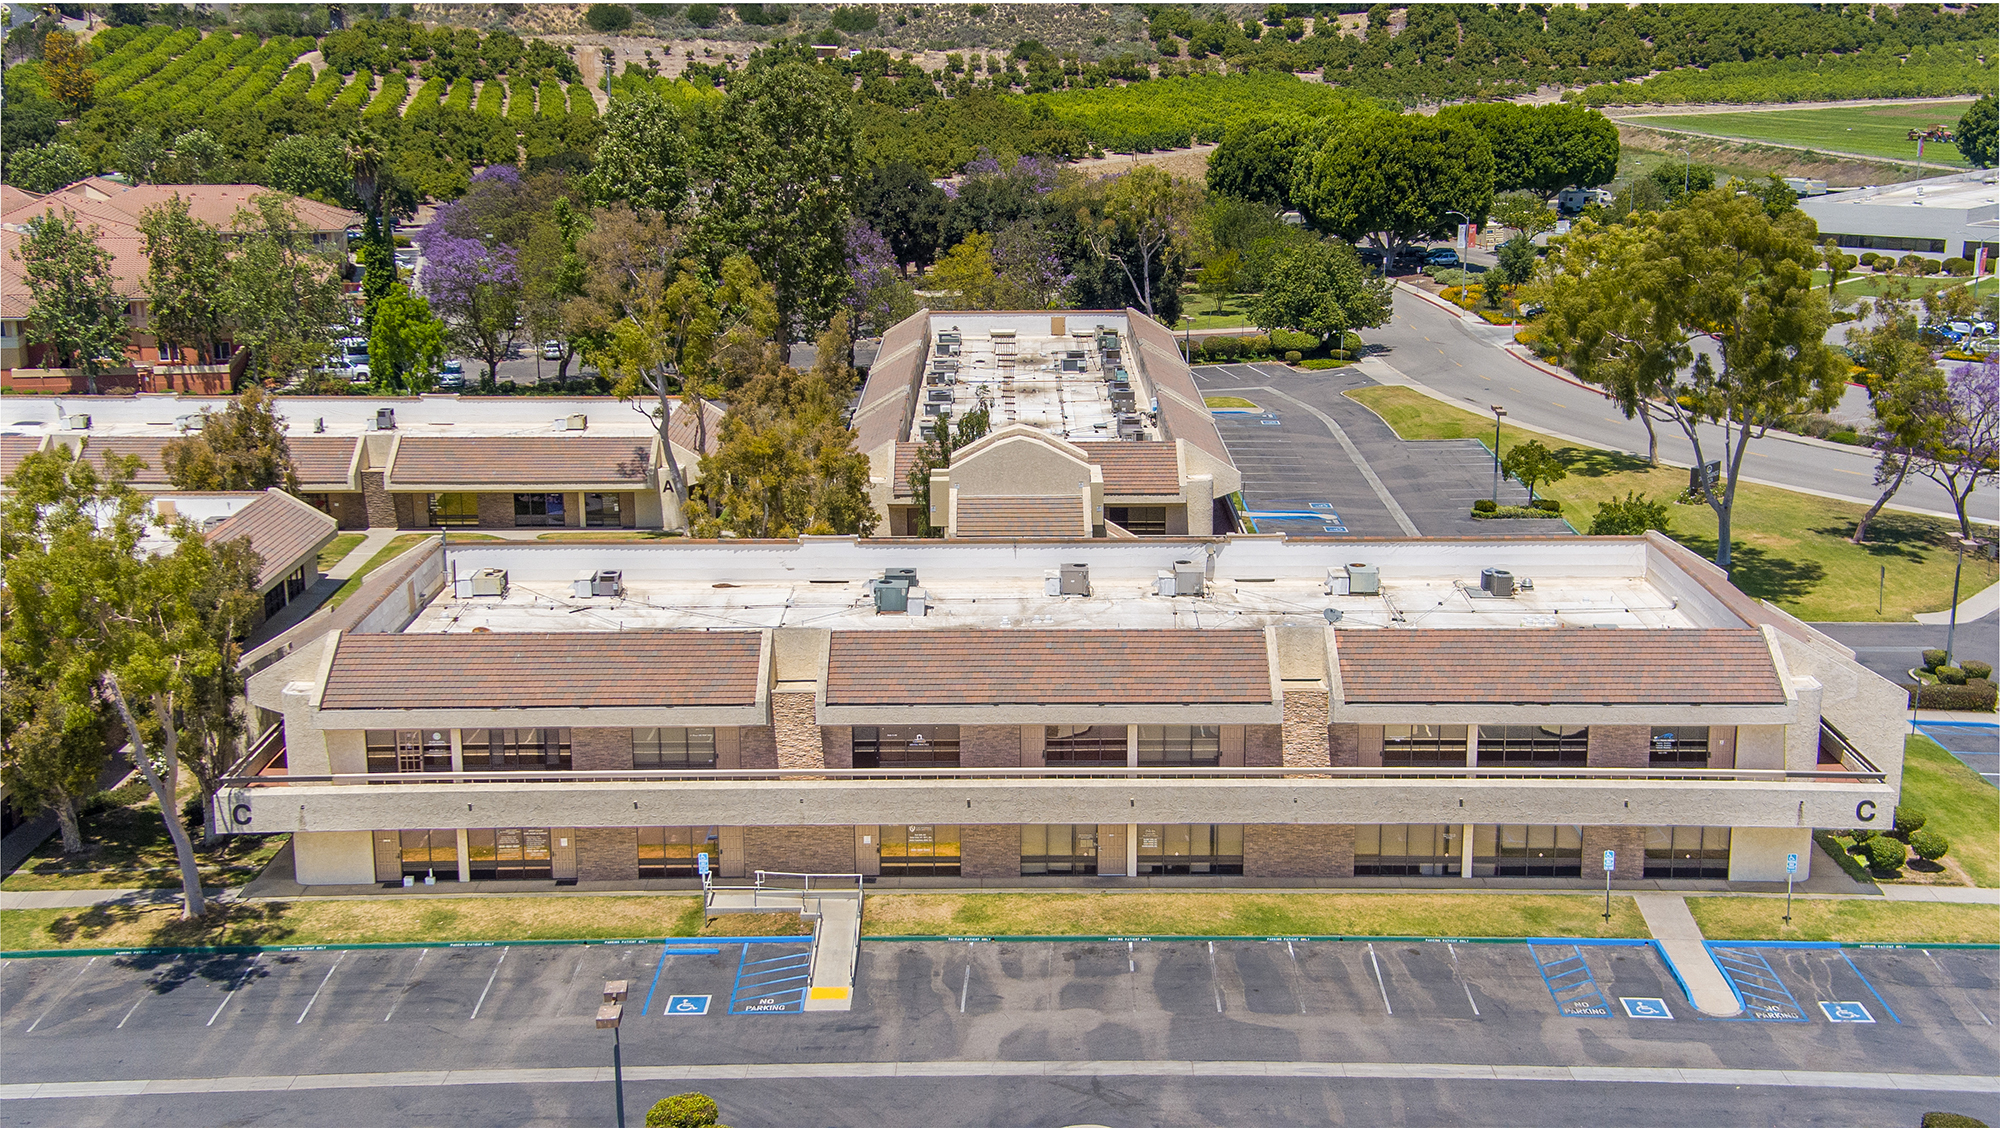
(287, 435), (360, 489)
(850, 310), (929, 453)
(826, 629), (1274, 706)
(1334, 628), (1786, 705)
(320, 630), (764, 710)
(953, 494), (1091, 538)
(204, 490), (339, 591)
(1123, 309), (1232, 466)
(1084, 442), (1181, 495)
(79, 435), (173, 485)
(0, 434), (46, 481)
(386, 436), (655, 489)
(666, 398), (727, 456)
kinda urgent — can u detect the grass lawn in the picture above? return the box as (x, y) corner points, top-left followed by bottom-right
(1204, 395), (1260, 410)
(1176, 301), (1259, 331)
(323, 533), (500, 610)
(1, 777), (287, 893)
(1686, 898), (1998, 945)
(535, 530), (682, 542)
(1344, 384), (1994, 622)
(860, 892), (1648, 939)
(1898, 735), (1999, 887)
(1627, 102), (1977, 168)
(316, 533), (366, 573)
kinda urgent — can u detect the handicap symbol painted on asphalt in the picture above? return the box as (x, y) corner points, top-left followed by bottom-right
(1820, 1001), (1875, 1023)
(1620, 997), (1674, 1019)
(665, 994), (711, 1015)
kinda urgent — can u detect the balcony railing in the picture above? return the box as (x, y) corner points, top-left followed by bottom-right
(221, 763), (1886, 789)
(1817, 719), (1880, 775)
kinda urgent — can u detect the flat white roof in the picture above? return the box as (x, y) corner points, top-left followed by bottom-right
(920, 327), (1157, 444)
(0, 395), (660, 438)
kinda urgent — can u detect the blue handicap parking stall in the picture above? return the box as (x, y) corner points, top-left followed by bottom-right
(1707, 946), (1810, 1022)
(1528, 943), (1612, 1017)
(663, 994), (711, 1016)
(729, 943), (813, 1015)
(1820, 1000), (1875, 1023)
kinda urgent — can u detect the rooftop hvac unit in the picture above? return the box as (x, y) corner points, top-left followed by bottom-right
(1345, 562), (1379, 595)
(884, 567), (917, 587)
(65, 414), (90, 430)
(468, 568), (508, 597)
(991, 329), (1016, 341)
(567, 413), (589, 431)
(1157, 570), (1176, 597)
(906, 585), (928, 617)
(927, 388), (954, 403)
(870, 576), (910, 613)
(571, 570), (595, 598)
(1480, 568), (1515, 598)
(1173, 560), (1203, 597)
(1060, 562), (1090, 596)
(175, 414), (205, 432)
(376, 407), (396, 431)
(592, 569), (623, 598)
(201, 514), (229, 532)
(1044, 569), (1061, 597)
(1324, 567), (1348, 596)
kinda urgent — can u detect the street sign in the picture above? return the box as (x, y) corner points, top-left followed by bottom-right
(665, 994), (712, 1016)
(1620, 997), (1673, 1020)
(1603, 850), (1616, 872)
(1786, 853), (1799, 874)
(1820, 1001), (1875, 1023)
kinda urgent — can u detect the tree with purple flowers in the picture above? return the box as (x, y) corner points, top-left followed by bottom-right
(418, 218), (520, 386)
(1914, 354), (2000, 540)
(844, 221), (917, 335)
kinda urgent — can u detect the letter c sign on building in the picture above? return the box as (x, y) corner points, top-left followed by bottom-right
(1855, 800), (1876, 823)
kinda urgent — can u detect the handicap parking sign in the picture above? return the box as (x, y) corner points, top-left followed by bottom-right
(1820, 1001), (1874, 1023)
(1620, 997), (1673, 1020)
(1786, 853), (1798, 874)
(665, 994), (711, 1016)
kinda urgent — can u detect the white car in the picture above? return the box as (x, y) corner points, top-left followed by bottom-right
(542, 340), (563, 361)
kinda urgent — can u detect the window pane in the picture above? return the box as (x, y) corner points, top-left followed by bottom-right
(1381, 824), (1408, 856)
(1215, 824), (1242, 856)
(1021, 824), (1047, 857)
(1355, 825), (1381, 856)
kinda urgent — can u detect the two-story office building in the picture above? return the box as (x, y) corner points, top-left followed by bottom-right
(226, 533), (1902, 889)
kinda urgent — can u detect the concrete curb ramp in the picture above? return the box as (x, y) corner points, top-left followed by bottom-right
(1634, 893), (1742, 1017)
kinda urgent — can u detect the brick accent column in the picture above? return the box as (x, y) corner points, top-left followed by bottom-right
(576, 827), (639, 882)
(360, 471), (397, 528)
(771, 692), (823, 769)
(476, 492), (515, 528)
(738, 726), (778, 769)
(1327, 723), (1360, 768)
(1284, 691), (1332, 767)
(1581, 825), (1647, 880)
(1244, 824), (1354, 879)
(960, 726), (1021, 768)
(1588, 726), (1651, 769)
(571, 728), (633, 771)
(821, 726), (853, 769)
(959, 825), (1019, 879)
(1245, 725), (1283, 767)
(744, 826), (854, 873)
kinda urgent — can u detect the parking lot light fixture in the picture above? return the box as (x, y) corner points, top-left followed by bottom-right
(1490, 405), (1508, 504)
(597, 987), (627, 1128)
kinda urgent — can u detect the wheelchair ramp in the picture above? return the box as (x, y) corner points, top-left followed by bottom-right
(704, 871), (862, 1013)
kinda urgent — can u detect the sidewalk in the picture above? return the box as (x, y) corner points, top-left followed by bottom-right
(1913, 580), (2000, 625)
(1634, 894), (1741, 1018)
(1, 887), (227, 911)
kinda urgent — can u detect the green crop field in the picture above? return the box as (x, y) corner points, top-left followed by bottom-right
(1628, 101), (1978, 167)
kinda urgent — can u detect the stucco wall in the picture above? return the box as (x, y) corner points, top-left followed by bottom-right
(1736, 726), (1787, 770)
(1730, 826), (1813, 882)
(293, 830), (376, 885)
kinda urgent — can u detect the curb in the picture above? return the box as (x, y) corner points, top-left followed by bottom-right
(0, 935), (808, 960)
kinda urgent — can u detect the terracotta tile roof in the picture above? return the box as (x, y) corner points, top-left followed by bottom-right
(386, 435), (655, 489)
(1123, 310), (1232, 466)
(1084, 442), (1181, 494)
(79, 435), (173, 485)
(666, 398), (726, 456)
(320, 630), (764, 710)
(953, 494), (1091, 538)
(2, 228), (146, 316)
(827, 629), (1273, 706)
(287, 436), (360, 489)
(892, 440), (924, 497)
(1335, 628), (1786, 705)
(0, 434), (46, 482)
(205, 490), (338, 591)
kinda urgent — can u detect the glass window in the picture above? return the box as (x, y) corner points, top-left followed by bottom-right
(462, 728), (571, 771)
(1045, 725), (1126, 764)
(513, 493), (565, 527)
(1643, 826), (1730, 879)
(854, 726), (960, 768)
(399, 829), (458, 880)
(1134, 824), (1243, 875)
(638, 827), (719, 877)
(1471, 824), (1583, 877)
(1354, 824), (1461, 876)
(1106, 506), (1167, 535)
(1382, 725), (1469, 767)
(1137, 725), (1221, 767)
(879, 825), (961, 876)
(1021, 824), (1099, 876)
(429, 492), (479, 527)
(366, 729), (451, 774)
(585, 492), (621, 528)
(466, 827), (553, 880)
(1476, 725), (1589, 766)
(633, 728), (717, 769)
(1649, 726), (1711, 765)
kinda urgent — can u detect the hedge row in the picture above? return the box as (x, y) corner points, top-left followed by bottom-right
(1576, 41), (1995, 106)
(1903, 682), (2000, 711)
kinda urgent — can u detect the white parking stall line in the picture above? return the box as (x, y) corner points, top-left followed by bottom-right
(1208, 941), (1223, 1014)
(469, 949), (508, 1021)
(384, 949), (428, 1022)
(1367, 943), (1394, 1016)
(207, 957), (261, 1028)
(23, 956), (96, 1034)
(296, 953), (346, 1024)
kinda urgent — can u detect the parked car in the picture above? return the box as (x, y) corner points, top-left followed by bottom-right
(1518, 301), (1546, 319)
(437, 369), (465, 390)
(542, 340), (563, 361)
(443, 359), (463, 376)
(1356, 247), (1385, 269)
(1425, 247), (1461, 267)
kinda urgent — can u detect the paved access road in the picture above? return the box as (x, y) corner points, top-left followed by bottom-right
(1365, 288), (1992, 524)
(4, 938), (1995, 1126)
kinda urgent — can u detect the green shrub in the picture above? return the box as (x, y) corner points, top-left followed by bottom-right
(1893, 807), (1928, 838)
(1864, 834), (1907, 872)
(1850, 829), (1875, 844)
(647, 1092), (720, 1128)
(1907, 681), (2000, 711)
(1238, 333), (1272, 357)
(1269, 328), (1316, 353)
(1920, 1111), (1990, 1128)
(1299, 357), (1345, 370)
(1962, 660), (1992, 680)
(1923, 648), (1948, 671)
(1283, 350), (1303, 364)
(1938, 665), (1968, 685)
(1909, 828), (1951, 862)
(1858, 252), (1880, 266)
(1589, 491), (1673, 536)
(1532, 498), (1562, 513)
(1923, 258), (1945, 275)
(1472, 499), (1498, 513)
(1944, 256), (1973, 276)
(830, 6), (877, 32)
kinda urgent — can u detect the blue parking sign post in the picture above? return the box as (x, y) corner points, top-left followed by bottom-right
(1784, 853), (1798, 923)
(1602, 850), (1615, 923)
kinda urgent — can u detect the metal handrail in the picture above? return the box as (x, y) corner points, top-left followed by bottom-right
(1818, 719), (1880, 775)
(221, 764), (1888, 787)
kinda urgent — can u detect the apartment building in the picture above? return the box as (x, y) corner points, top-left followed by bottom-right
(226, 534), (1902, 889)
(856, 309), (1242, 538)
(3, 393), (721, 530)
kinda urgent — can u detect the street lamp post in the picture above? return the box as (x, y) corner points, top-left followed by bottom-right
(598, 981), (629, 1128)
(1945, 537), (1981, 664)
(1445, 209), (1472, 256)
(1490, 405), (1508, 504)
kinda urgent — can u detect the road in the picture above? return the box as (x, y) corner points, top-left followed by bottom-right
(3, 938), (1994, 1126)
(1361, 288), (1993, 526)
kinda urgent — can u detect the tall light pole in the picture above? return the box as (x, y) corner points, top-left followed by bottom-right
(1945, 537), (1980, 664)
(598, 982), (629, 1128)
(1490, 405), (1508, 504)
(1446, 209), (1472, 256)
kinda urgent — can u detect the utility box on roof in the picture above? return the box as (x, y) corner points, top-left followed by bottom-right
(1173, 560), (1204, 598)
(1345, 562), (1379, 595)
(1060, 562), (1090, 596)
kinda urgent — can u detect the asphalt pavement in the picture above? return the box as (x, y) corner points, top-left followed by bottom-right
(3, 938), (1994, 1126)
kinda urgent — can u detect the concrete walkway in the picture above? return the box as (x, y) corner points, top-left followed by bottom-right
(1880, 884), (2000, 904)
(324, 527), (405, 580)
(1633, 893), (1742, 1018)
(1914, 580), (2000, 625)
(0, 887), (227, 911)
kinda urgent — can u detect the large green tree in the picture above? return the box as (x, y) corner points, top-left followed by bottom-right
(1293, 114), (1495, 265)
(1845, 298), (1946, 545)
(137, 194), (227, 366)
(1206, 113), (1349, 208)
(1248, 237), (1391, 344)
(219, 193), (349, 385)
(12, 208), (129, 394)
(1067, 166), (1204, 322)
(1956, 95), (1997, 169)
(368, 283), (448, 393)
(161, 385), (301, 494)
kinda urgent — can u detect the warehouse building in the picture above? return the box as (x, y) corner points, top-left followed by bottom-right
(226, 533), (1902, 890)
(1798, 167), (2000, 261)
